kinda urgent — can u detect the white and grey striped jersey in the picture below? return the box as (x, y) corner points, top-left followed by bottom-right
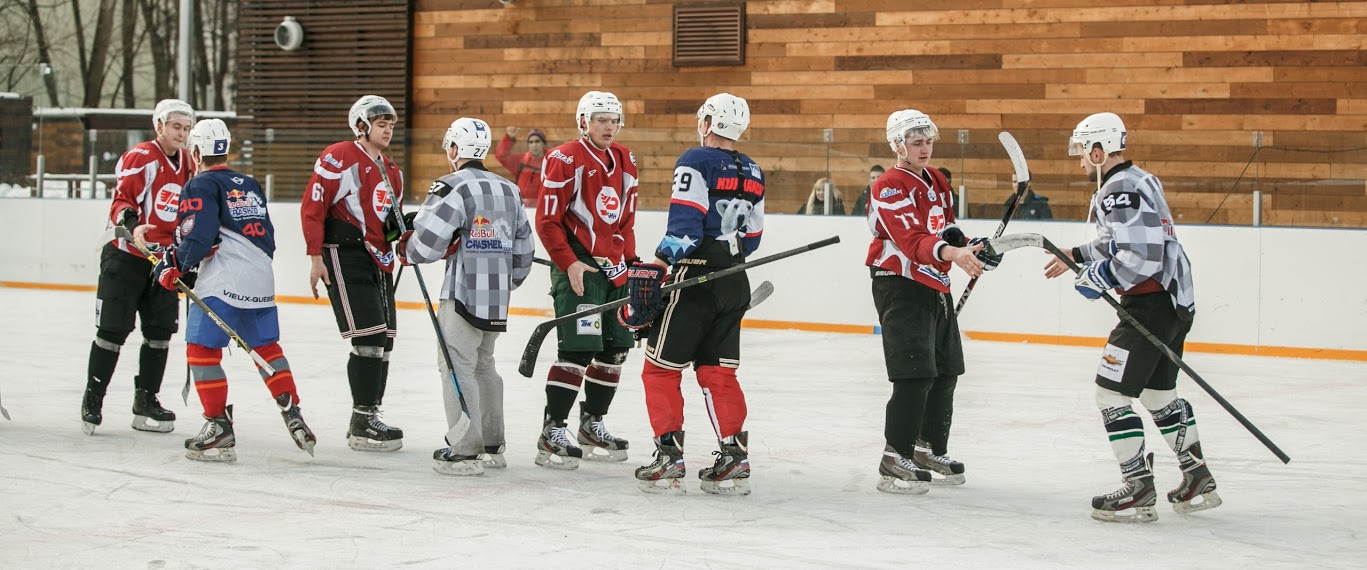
(404, 164), (534, 331)
(1079, 162), (1195, 320)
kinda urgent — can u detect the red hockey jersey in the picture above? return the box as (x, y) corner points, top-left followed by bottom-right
(536, 138), (639, 287)
(301, 141), (404, 272)
(865, 165), (957, 293)
(108, 141), (195, 256)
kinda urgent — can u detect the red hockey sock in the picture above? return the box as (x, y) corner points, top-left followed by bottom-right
(697, 365), (747, 440)
(253, 342), (298, 402)
(642, 360), (685, 436)
(187, 344), (227, 417)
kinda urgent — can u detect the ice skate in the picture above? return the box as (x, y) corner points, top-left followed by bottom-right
(80, 388), (104, 436)
(912, 442), (965, 485)
(877, 445), (931, 495)
(479, 444), (507, 469)
(276, 393), (316, 457)
(699, 431), (750, 496)
(635, 431), (686, 495)
(131, 388), (176, 433)
(535, 419), (582, 470)
(577, 404), (629, 462)
(1169, 462), (1220, 514)
(347, 405), (403, 452)
(1091, 454), (1158, 523)
(185, 406), (236, 463)
(433, 447), (485, 476)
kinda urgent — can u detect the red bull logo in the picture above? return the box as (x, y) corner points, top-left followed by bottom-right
(470, 215), (497, 239)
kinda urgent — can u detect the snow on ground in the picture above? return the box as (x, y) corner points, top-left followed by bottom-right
(1, 287), (1365, 567)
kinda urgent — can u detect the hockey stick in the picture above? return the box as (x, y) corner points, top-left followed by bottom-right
(534, 257), (552, 267)
(748, 280), (774, 310)
(985, 233), (1292, 464)
(518, 236), (841, 377)
(376, 169), (473, 444)
(955, 131), (1032, 316)
(115, 226), (277, 376)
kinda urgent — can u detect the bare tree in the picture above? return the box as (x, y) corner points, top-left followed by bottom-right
(22, 0), (60, 105)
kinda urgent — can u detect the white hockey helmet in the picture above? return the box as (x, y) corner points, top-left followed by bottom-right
(442, 117), (492, 160)
(188, 118), (232, 157)
(696, 93), (750, 141)
(349, 95), (397, 137)
(1069, 112), (1126, 156)
(885, 109), (939, 150)
(152, 98), (194, 129)
(576, 91), (624, 134)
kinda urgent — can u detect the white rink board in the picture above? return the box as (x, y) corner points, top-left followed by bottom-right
(1, 289), (1365, 566)
(3, 197), (1363, 352)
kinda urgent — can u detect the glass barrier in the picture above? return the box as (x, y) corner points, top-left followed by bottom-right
(12, 122), (1367, 230)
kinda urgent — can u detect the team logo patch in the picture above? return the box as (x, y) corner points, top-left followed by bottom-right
(153, 183), (183, 222)
(372, 183), (393, 218)
(231, 176), (245, 185)
(548, 149), (573, 164)
(465, 215), (512, 253)
(226, 189), (267, 219)
(576, 304), (602, 336)
(177, 214), (196, 240)
(1097, 343), (1130, 382)
(323, 154), (343, 169)
(879, 187), (899, 199)
(596, 187), (622, 223)
(927, 205), (947, 234)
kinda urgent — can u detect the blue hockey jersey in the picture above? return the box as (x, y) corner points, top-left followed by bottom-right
(656, 146), (765, 265)
(170, 166), (277, 309)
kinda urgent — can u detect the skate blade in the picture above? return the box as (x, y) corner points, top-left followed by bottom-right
(637, 478), (686, 495)
(700, 478), (751, 496)
(131, 416), (175, 433)
(930, 473), (966, 486)
(877, 475), (930, 495)
(478, 454), (508, 469)
(534, 450), (580, 470)
(433, 459), (485, 476)
(1173, 490), (1222, 514)
(347, 435), (402, 452)
(1091, 505), (1158, 523)
(292, 430), (317, 457)
(580, 447), (629, 462)
(186, 447), (237, 463)
(81, 421), (97, 436)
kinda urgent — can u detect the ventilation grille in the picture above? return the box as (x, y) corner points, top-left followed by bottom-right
(673, 3), (745, 67)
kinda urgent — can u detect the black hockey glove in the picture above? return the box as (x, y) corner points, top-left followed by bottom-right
(383, 211), (418, 242)
(616, 262), (667, 331)
(179, 267), (199, 289)
(116, 208), (139, 232)
(939, 225), (967, 248)
(969, 237), (1002, 271)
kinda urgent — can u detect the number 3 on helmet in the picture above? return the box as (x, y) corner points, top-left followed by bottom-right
(189, 119), (232, 157)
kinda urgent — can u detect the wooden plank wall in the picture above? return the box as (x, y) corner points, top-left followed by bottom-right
(237, 0), (411, 199)
(407, 0), (1367, 227)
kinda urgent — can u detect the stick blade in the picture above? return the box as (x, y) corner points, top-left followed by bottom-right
(747, 281), (775, 310)
(518, 324), (554, 378)
(985, 233), (1046, 256)
(444, 411), (473, 445)
(998, 131), (1030, 185)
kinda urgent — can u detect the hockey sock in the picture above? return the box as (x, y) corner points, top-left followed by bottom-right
(348, 346), (385, 407)
(134, 339), (171, 393)
(697, 365), (746, 440)
(919, 374), (958, 455)
(86, 337), (123, 395)
(1142, 392), (1201, 468)
(885, 377), (933, 455)
(188, 343), (228, 417)
(642, 360), (685, 436)
(252, 342), (298, 402)
(582, 360), (622, 416)
(378, 351), (392, 405)
(1101, 405), (1148, 477)
(544, 361), (585, 422)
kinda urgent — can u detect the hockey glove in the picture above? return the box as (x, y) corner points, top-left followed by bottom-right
(179, 267), (199, 289)
(615, 262), (667, 331)
(969, 237), (1002, 271)
(939, 225), (967, 248)
(116, 208), (139, 232)
(384, 211), (418, 242)
(151, 249), (185, 291)
(1074, 259), (1117, 300)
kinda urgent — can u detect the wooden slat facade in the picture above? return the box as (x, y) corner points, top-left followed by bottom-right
(238, 0), (1367, 227)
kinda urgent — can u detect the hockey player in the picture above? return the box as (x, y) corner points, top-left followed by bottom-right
(493, 126), (546, 207)
(1044, 112), (1219, 522)
(301, 95), (406, 452)
(82, 98), (195, 435)
(399, 117), (534, 476)
(138, 119), (316, 462)
(622, 93), (764, 496)
(531, 91), (639, 469)
(867, 109), (997, 494)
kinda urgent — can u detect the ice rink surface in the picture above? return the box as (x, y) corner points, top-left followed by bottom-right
(2, 287), (1365, 568)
